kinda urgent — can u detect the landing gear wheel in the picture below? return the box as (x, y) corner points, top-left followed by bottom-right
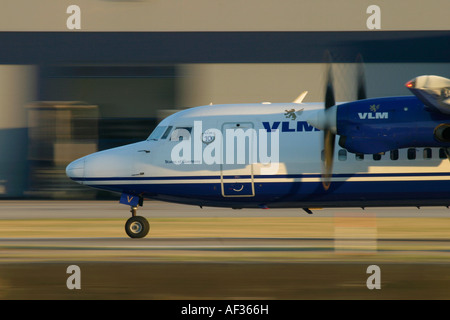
(125, 216), (150, 238)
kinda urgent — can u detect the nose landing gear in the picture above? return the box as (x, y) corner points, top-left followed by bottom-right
(120, 193), (149, 238)
(125, 206), (150, 238)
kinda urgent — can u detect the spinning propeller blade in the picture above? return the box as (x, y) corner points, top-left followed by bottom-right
(318, 53), (366, 190)
(321, 51), (335, 190)
(356, 54), (367, 101)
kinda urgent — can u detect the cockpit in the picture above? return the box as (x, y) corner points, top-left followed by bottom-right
(146, 125), (173, 141)
(146, 125), (193, 141)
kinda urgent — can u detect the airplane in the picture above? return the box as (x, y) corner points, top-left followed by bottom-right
(66, 60), (450, 238)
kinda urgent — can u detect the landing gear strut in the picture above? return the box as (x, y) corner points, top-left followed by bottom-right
(125, 206), (150, 238)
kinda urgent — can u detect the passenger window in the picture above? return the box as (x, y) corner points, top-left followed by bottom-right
(147, 126), (167, 141)
(390, 150), (399, 160)
(338, 149), (347, 161)
(170, 127), (192, 141)
(355, 153), (364, 161)
(373, 154), (381, 161)
(407, 148), (416, 160)
(439, 148), (448, 159)
(423, 148), (432, 159)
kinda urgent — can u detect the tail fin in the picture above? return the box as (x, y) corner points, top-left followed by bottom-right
(293, 91), (308, 104)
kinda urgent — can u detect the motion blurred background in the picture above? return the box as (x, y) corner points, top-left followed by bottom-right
(0, 0), (449, 200)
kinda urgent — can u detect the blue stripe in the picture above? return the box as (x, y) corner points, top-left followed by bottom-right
(88, 180), (450, 208)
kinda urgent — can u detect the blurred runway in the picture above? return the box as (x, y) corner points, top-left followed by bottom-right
(2, 200), (450, 219)
(0, 200), (450, 299)
(1, 236), (450, 254)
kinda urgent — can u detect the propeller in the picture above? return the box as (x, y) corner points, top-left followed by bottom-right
(337, 54), (368, 158)
(356, 54), (367, 100)
(321, 51), (336, 190)
(308, 52), (367, 190)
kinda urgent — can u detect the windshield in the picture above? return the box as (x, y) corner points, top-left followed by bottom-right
(147, 126), (167, 141)
(147, 125), (173, 141)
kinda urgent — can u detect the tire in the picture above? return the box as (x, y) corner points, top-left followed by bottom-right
(125, 216), (150, 238)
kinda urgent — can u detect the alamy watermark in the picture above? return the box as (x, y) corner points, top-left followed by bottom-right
(66, 5), (81, 30)
(169, 121), (280, 174)
(66, 265), (81, 290)
(366, 265), (381, 289)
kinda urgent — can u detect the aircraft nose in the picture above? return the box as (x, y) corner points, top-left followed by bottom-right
(66, 157), (85, 182)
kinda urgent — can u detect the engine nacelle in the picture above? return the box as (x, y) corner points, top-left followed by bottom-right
(336, 96), (450, 154)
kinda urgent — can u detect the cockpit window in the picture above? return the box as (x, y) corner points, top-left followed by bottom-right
(161, 126), (173, 139)
(147, 126), (167, 141)
(170, 127), (192, 141)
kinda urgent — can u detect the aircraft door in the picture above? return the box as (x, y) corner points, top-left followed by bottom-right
(220, 122), (255, 197)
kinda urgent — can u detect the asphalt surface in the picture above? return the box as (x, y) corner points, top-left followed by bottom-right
(2, 200), (450, 219)
(0, 200), (449, 300)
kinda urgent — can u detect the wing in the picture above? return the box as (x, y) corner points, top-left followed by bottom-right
(406, 75), (450, 114)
